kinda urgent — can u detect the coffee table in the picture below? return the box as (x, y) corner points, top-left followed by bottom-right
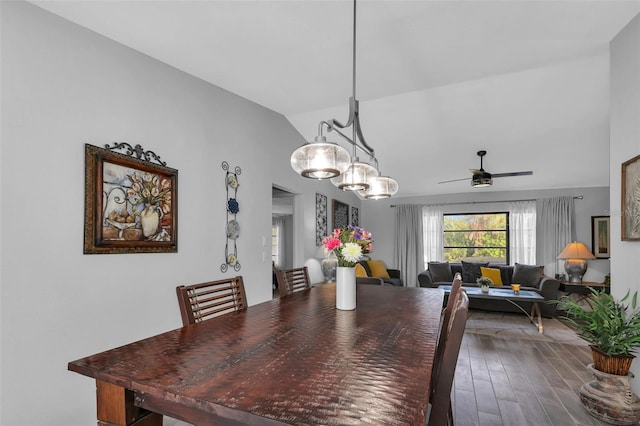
(438, 285), (545, 333)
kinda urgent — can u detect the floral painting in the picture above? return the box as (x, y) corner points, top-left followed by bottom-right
(84, 144), (178, 254)
(622, 154), (640, 241)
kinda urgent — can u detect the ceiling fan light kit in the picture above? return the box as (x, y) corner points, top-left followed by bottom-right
(289, 0), (398, 199)
(472, 173), (492, 187)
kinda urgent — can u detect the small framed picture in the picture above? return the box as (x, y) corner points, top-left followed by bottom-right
(332, 199), (349, 230)
(84, 144), (178, 254)
(591, 216), (610, 259)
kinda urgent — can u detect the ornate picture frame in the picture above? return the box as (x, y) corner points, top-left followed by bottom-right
(332, 199), (349, 230)
(622, 154), (640, 241)
(591, 216), (610, 259)
(84, 143), (178, 254)
(315, 193), (327, 246)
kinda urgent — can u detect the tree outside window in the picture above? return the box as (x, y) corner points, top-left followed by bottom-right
(443, 213), (509, 264)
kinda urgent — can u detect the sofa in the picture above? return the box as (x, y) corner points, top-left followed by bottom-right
(355, 260), (403, 286)
(417, 261), (559, 317)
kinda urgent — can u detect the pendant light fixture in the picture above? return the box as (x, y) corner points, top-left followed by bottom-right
(290, 0), (398, 198)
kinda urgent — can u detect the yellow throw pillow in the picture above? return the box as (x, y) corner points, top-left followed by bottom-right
(367, 260), (390, 279)
(355, 263), (368, 278)
(480, 267), (503, 285)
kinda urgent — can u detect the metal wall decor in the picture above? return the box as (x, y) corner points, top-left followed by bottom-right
(315, 193), (328, 246)
(351, 207), (359, 226)
(84, 143), (178, 254)
(221, 161), (241, 272)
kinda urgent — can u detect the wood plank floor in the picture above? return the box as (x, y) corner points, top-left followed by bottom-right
(165, 310), (618, 426)
(453, 311), (613, 426)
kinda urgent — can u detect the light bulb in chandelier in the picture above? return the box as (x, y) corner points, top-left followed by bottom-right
(290, 136), (351, 179)
(330, 159), (377, 191)
(360, 175), (399, 199)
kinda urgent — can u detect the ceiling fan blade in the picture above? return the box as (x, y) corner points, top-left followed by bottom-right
(438, 177), (470, 184)
(491, 171), (533, 178)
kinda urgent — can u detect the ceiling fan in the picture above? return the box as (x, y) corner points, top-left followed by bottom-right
(438, 150), (533, 187)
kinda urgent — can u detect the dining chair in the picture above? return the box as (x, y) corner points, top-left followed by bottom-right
(434, 274), (463, 371)
(276, 266), (311, 297)
(427, 289), (469, 426)
(176, 276), (247, 326)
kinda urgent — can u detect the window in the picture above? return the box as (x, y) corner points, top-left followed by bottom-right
(443, 212), (509, 264)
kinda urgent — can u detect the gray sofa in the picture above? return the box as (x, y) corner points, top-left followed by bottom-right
(417, 262), (559, 318)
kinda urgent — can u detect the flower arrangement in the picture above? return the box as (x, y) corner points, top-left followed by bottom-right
(323, 225), (373, 267)
(127, 171), (172, 213)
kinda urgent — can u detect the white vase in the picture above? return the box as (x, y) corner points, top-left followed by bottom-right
(140, 205), (160, 237)
(336, 266), (356, 310)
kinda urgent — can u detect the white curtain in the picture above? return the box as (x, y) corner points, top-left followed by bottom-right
(537, 196), (575, 276)
(509, 201), (536, 264)
(422, 204), (444, 266)
(272, 218), (285, 268)
(394, 205), (424, 287)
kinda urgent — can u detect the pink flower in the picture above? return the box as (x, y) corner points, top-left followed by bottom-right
(323, 236), (341, 252)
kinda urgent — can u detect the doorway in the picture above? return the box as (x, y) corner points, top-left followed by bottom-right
(272, 186), (297, 298)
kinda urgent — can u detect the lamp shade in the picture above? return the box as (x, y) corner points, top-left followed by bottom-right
(361, 175), (399, 199)
(557, 242), (595, 259)
(330, 160), (377, 191)
(290, 137), (350, 179)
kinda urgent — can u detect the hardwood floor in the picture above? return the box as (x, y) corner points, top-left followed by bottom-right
(453, 311), (613, 426)
(165, 310), (617, 426)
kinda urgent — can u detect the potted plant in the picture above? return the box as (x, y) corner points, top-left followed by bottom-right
(476, 277), (492, 293)
(558, 289), (640, 424)
(557, 288), (640, 375)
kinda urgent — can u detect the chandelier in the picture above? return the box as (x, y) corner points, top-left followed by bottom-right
(290, 0), (398, 199)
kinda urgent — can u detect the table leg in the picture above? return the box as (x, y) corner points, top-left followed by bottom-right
(96, 380), (163, 426)
(503, 299), (544, 334)
(530, 303), (543, 334)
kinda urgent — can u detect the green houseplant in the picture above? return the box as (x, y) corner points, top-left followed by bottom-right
(558, 288), (640, 375)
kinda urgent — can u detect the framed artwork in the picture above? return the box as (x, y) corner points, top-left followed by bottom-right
(84, 143), (178, 254)
(332, 199), (349, 230)
(351, 206), (359, 226)
(315, 193), (328, 246)
(622, 153), (640, 241)
(591, 216), (610, 259)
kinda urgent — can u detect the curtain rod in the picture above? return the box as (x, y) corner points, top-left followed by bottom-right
(390, 195), (583, 208)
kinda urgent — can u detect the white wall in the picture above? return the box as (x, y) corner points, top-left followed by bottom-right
(0, 2), (359, 424)
(362, 187), (610, 285)
(611, 12), (640, 393)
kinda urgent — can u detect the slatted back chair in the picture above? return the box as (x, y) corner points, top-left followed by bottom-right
(432, 274), (463, 384)
(428, 289), (470, 426)
(276, 266), (311, 297)
(176, 276), (248, 326)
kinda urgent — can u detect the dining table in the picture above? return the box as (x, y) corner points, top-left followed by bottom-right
(68, 282), (444, 425)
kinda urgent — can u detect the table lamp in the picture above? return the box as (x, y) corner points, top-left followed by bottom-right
(557, 241), (595, 283)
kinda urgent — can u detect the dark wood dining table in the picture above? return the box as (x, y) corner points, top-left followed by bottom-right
(69, 283), (444, 425)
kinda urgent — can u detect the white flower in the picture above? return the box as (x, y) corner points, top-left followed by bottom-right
(340, 242), (362, 263)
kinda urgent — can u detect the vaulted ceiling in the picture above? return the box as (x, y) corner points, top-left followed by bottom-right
(32, 0), (640, 197)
